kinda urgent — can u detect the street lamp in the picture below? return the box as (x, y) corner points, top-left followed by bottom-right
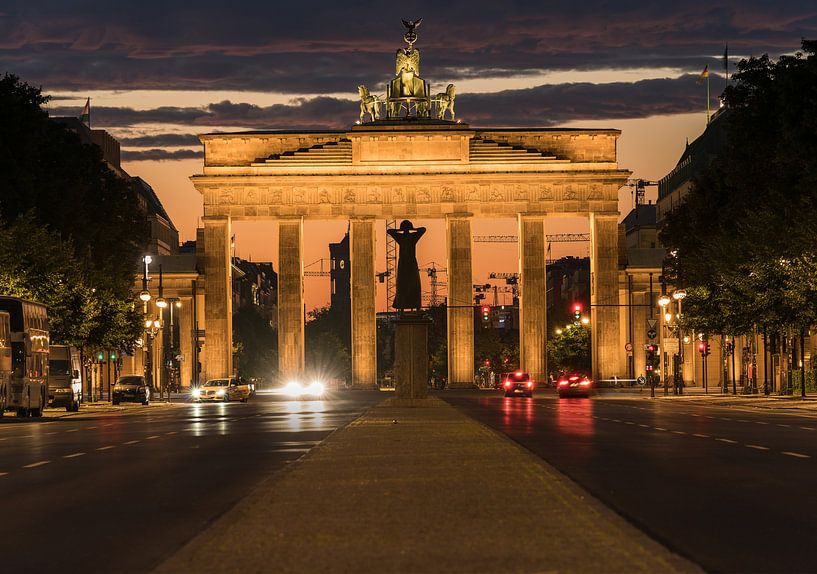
(673, 289), (687, 394)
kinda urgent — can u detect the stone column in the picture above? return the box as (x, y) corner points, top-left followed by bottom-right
(518, 216), (547, 383)
(350, 218), (377, 389)
(590, 213), (622, 382)
(278, 218), (305, 381)
(178, 296), (193, 389)
(203, 215), (232, 381)
(446, 214), (474, 388)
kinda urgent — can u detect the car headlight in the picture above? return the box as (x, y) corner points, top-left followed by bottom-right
(192, 388), (201, 398)
(283, 381), (303, 397)
(306, 381), (325, 396)
(216, 389), (225, 396)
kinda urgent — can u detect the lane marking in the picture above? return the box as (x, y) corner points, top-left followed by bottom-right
(756, 421), (769, 425)
(165, 431), (177, 435)
(800, 427), (815, 431)
(777, 424), (791, 428)
(624, 421), (635, 425)
(23, 461), (51, 469)
(87, 426), (97, 430)
(654, 427), (667, 431)
(716, 438), (738, 444)
(146, 435), (160, 440)
(0, 472), (7, 477)
(63, 452), (86, 458)
(782, 451), (811, 459)
(638, 424), (649, 428)
(123, 440), (140, 445)
(693, 433), (710, 438)
(96, 446), (115, 451)
(746, 445), (769, 451)
(45, 431), (58, 435)
(66, 429), (78, 433)
(736, 419), (750, 423)
(720, 418), (733, 421)
(612, 419), (621, 423)
(671, 430), (687, 435)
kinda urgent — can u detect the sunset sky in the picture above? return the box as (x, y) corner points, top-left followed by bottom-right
(2, 1), (814, 310)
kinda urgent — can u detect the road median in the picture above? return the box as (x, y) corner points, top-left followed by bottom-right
(156, 397), (697, 573)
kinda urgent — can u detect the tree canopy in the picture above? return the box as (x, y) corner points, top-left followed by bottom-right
(0, 73), (148, 348)
(660, 40), (817, 335)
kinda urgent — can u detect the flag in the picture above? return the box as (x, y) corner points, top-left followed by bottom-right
(697, 66), (709, 84)
(79, 98), (90, 125)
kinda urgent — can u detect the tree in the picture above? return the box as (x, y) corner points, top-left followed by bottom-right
(233, 305), (278, 380)
(0, 73), (149, 349)
(547, 325), (590, 374)
(305, 307), (351, 382)
(661, 40), (817, 338)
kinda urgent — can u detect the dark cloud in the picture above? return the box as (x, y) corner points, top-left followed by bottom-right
(121, 148), (202, 161)
(1, 1), (814, 93)
(118, 133), (202, 147)
(50, 74), (723, 135)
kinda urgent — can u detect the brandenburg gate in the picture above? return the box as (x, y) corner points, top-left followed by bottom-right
(192, 22), (630, 388)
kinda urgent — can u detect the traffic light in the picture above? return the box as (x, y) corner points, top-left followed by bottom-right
(481, 305), (491, 322)
(96, 351), (105, 363)
(698, 341), (706, 356)
(645, 344), (657, 372)
(109, 351), (118, 361)
(573, 303), (582, 324)
(705, 342), (711, 356)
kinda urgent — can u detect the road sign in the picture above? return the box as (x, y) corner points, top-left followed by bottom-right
(647, 319), (657, 330)
(647, 328), (657, 340)
(637, 375), (646, 386)
(625, 342), (633, 352)
(663, 338), (680, 353)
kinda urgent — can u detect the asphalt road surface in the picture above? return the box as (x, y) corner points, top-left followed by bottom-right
(445, 390), (817, 573)
(0, 390), (382, 574)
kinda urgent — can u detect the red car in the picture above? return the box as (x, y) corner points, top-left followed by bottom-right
(501, 371), (535, 398)
(557, 373), (593, 398)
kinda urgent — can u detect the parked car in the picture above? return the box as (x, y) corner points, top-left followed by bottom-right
(500, 371), (535, 398)
(112, 375), (151, 405)
(48, 345), (82, 411)
(193, 378), (251, 402)
(556, 373), (593, 398)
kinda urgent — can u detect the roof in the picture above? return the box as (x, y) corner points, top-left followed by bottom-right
(621, 204), (657, 232)
(132, 176), (176, 230)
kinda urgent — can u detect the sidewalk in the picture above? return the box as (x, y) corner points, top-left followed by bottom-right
(156, 397), (698, 574)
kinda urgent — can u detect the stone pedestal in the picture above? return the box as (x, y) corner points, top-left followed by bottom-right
(394, 315), (430, 400)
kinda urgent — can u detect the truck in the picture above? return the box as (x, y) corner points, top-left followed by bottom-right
(48, 344), (82, 411)
(0, 296), (49, 417)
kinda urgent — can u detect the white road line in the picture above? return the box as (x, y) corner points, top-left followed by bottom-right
(45, 431), (58, 435)
(777, 424), (791, 428)
(800, 427), (815, 431)
(123, 440), (140, 445)
(87, 426), (97, 430)
(782, 451), (811, 459)
(612, 419), (621, 423)
(671, 430), (687, 435)
(0, 472), (8, 477)
(0, 437), (8, 442)
(716, 438), (738, 444)
(103, 424), (114, 427)
(624, 421), (635, 425)
(638, 424), (649, 428)
(693, 433), (710, 438)
(63, 452), (86, 458)
(720, 418), (733, 421)
(165, 431), (177, 435)
(23, 461), (51, 469)
(746, 445), (770, 451)
(705, 416), (716, 419)
(66, 429), (78, 433)
(756, 421), (769, 425)
(146, 435), (160, 440)
(654, 427), (667, 431)
(96, 446), (115, 451)
(736, 420), (750, 423)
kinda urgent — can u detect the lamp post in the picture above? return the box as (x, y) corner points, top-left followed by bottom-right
(155, 265), (168, 399)
(658, 294), (671, 395)
(672, 289), (686, 394)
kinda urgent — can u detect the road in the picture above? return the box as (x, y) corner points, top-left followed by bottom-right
(445, 390), (817, 573)
(0, 390), (382, 574)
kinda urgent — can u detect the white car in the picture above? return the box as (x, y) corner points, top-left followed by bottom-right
(193, 378), (251, 402)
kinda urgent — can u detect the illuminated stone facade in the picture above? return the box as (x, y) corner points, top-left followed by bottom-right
(193, 121), (630, 385)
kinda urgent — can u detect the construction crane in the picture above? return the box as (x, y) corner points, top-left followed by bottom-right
(420, 262), (447, 307)
(385, 220), (398, 306)
(624, 178), (659, 208)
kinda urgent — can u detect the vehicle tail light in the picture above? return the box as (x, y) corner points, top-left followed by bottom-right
(579, 381), (591, 386)
(526, 382), (533, 388)
(558, 380), (569, 386)
(504, 381), (512, 388)
(569, 375), (579, 381)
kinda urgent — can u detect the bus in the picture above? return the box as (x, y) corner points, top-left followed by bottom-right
(0, 311), (11, 413)
(0, 297), (50, 417)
